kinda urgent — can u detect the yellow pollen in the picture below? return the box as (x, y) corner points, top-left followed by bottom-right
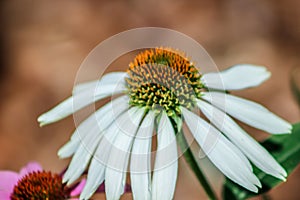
(126, 47), (203, 116)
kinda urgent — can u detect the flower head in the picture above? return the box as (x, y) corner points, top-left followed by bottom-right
(126, 48), (203, 116)
(38, 47), (292, 200)
(0, 162), (85, 200)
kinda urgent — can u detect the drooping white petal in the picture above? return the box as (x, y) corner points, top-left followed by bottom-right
(79, 161), (106, 200)
(105, 107), (145, 200)
(58, 95), (129, 159)
(152, 111), (178, 200)
(130, 111), (155, 200)
(201, 92), (292, 134)
(37, 74), (127, 126)
(63, 128), (102, 184)
(79, 130), (116, 200)
(80, 107), (137, 200)
(201, 64), (271, 90)
(197, 99), (287, 180)
(73, 72), (128, 94)
(182, 107), (261, 192)
(61, 96), (129, 185)
(57, 139), (79, 159)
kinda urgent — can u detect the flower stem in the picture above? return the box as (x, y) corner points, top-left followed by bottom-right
(177, 130), (218, 200)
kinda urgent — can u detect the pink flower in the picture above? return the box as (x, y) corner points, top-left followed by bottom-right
(0, 162), (85, 200)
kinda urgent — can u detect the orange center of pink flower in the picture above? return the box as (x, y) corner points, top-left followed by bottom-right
(11, 171), (66, 200)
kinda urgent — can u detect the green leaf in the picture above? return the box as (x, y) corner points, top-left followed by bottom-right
(223, 123), (300, 200)
(291, 68), (300, 107)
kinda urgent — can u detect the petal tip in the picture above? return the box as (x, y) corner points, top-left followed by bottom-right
(277, 123), (293, 134)
(255, 180), (262, 188)
(62, 176), (69, 184)
(265, 71), (271, 79)
(37, 115), (48, 127)
(252, 187), (259, 193)
(39, 123), (46, 127)
(288, 124), (293, 133)
(57, 151), (64, 159)
(280, 176), (287, 182)
(282, 169), (288, 177)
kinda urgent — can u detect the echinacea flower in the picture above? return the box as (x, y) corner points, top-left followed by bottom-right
(0, 162), (85, 200)
(38, 47), (292, 200)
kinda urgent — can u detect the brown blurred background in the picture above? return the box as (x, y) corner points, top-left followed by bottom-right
(0, 0), (299, 199)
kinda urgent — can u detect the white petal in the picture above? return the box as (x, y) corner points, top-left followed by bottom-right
(197, 99), (287, 180)
(182, 108), (261, 192)
(79, 128), (119, 200)
(58, 96), (129, 158)
(63, 129), (102, 184)
(201, 92), (292, 134)
(105, 107), (145, 200)
(57, 139), (80, 159)
(73, 72), (127, 93)
(130, 111), (155, 200)
(80, 161), (106, 200)
(80, 107), (137, 200)
(61, 96), (129, 185)
(201, 64), (271, 90)
(152, 111), (178, 200)
(37, 75), (127, 126)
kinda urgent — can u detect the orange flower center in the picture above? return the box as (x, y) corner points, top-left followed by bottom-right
(11, 171), (67, 200)
(126, 47), (203, 116)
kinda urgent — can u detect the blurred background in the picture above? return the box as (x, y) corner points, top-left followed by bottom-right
(0, 0), (299, 199)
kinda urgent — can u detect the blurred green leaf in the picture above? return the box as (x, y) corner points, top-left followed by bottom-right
(291, 68), (300, 107)
(223, 123), (300, 200)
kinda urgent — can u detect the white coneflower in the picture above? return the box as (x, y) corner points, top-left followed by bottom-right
(38, 47), (292, 200)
